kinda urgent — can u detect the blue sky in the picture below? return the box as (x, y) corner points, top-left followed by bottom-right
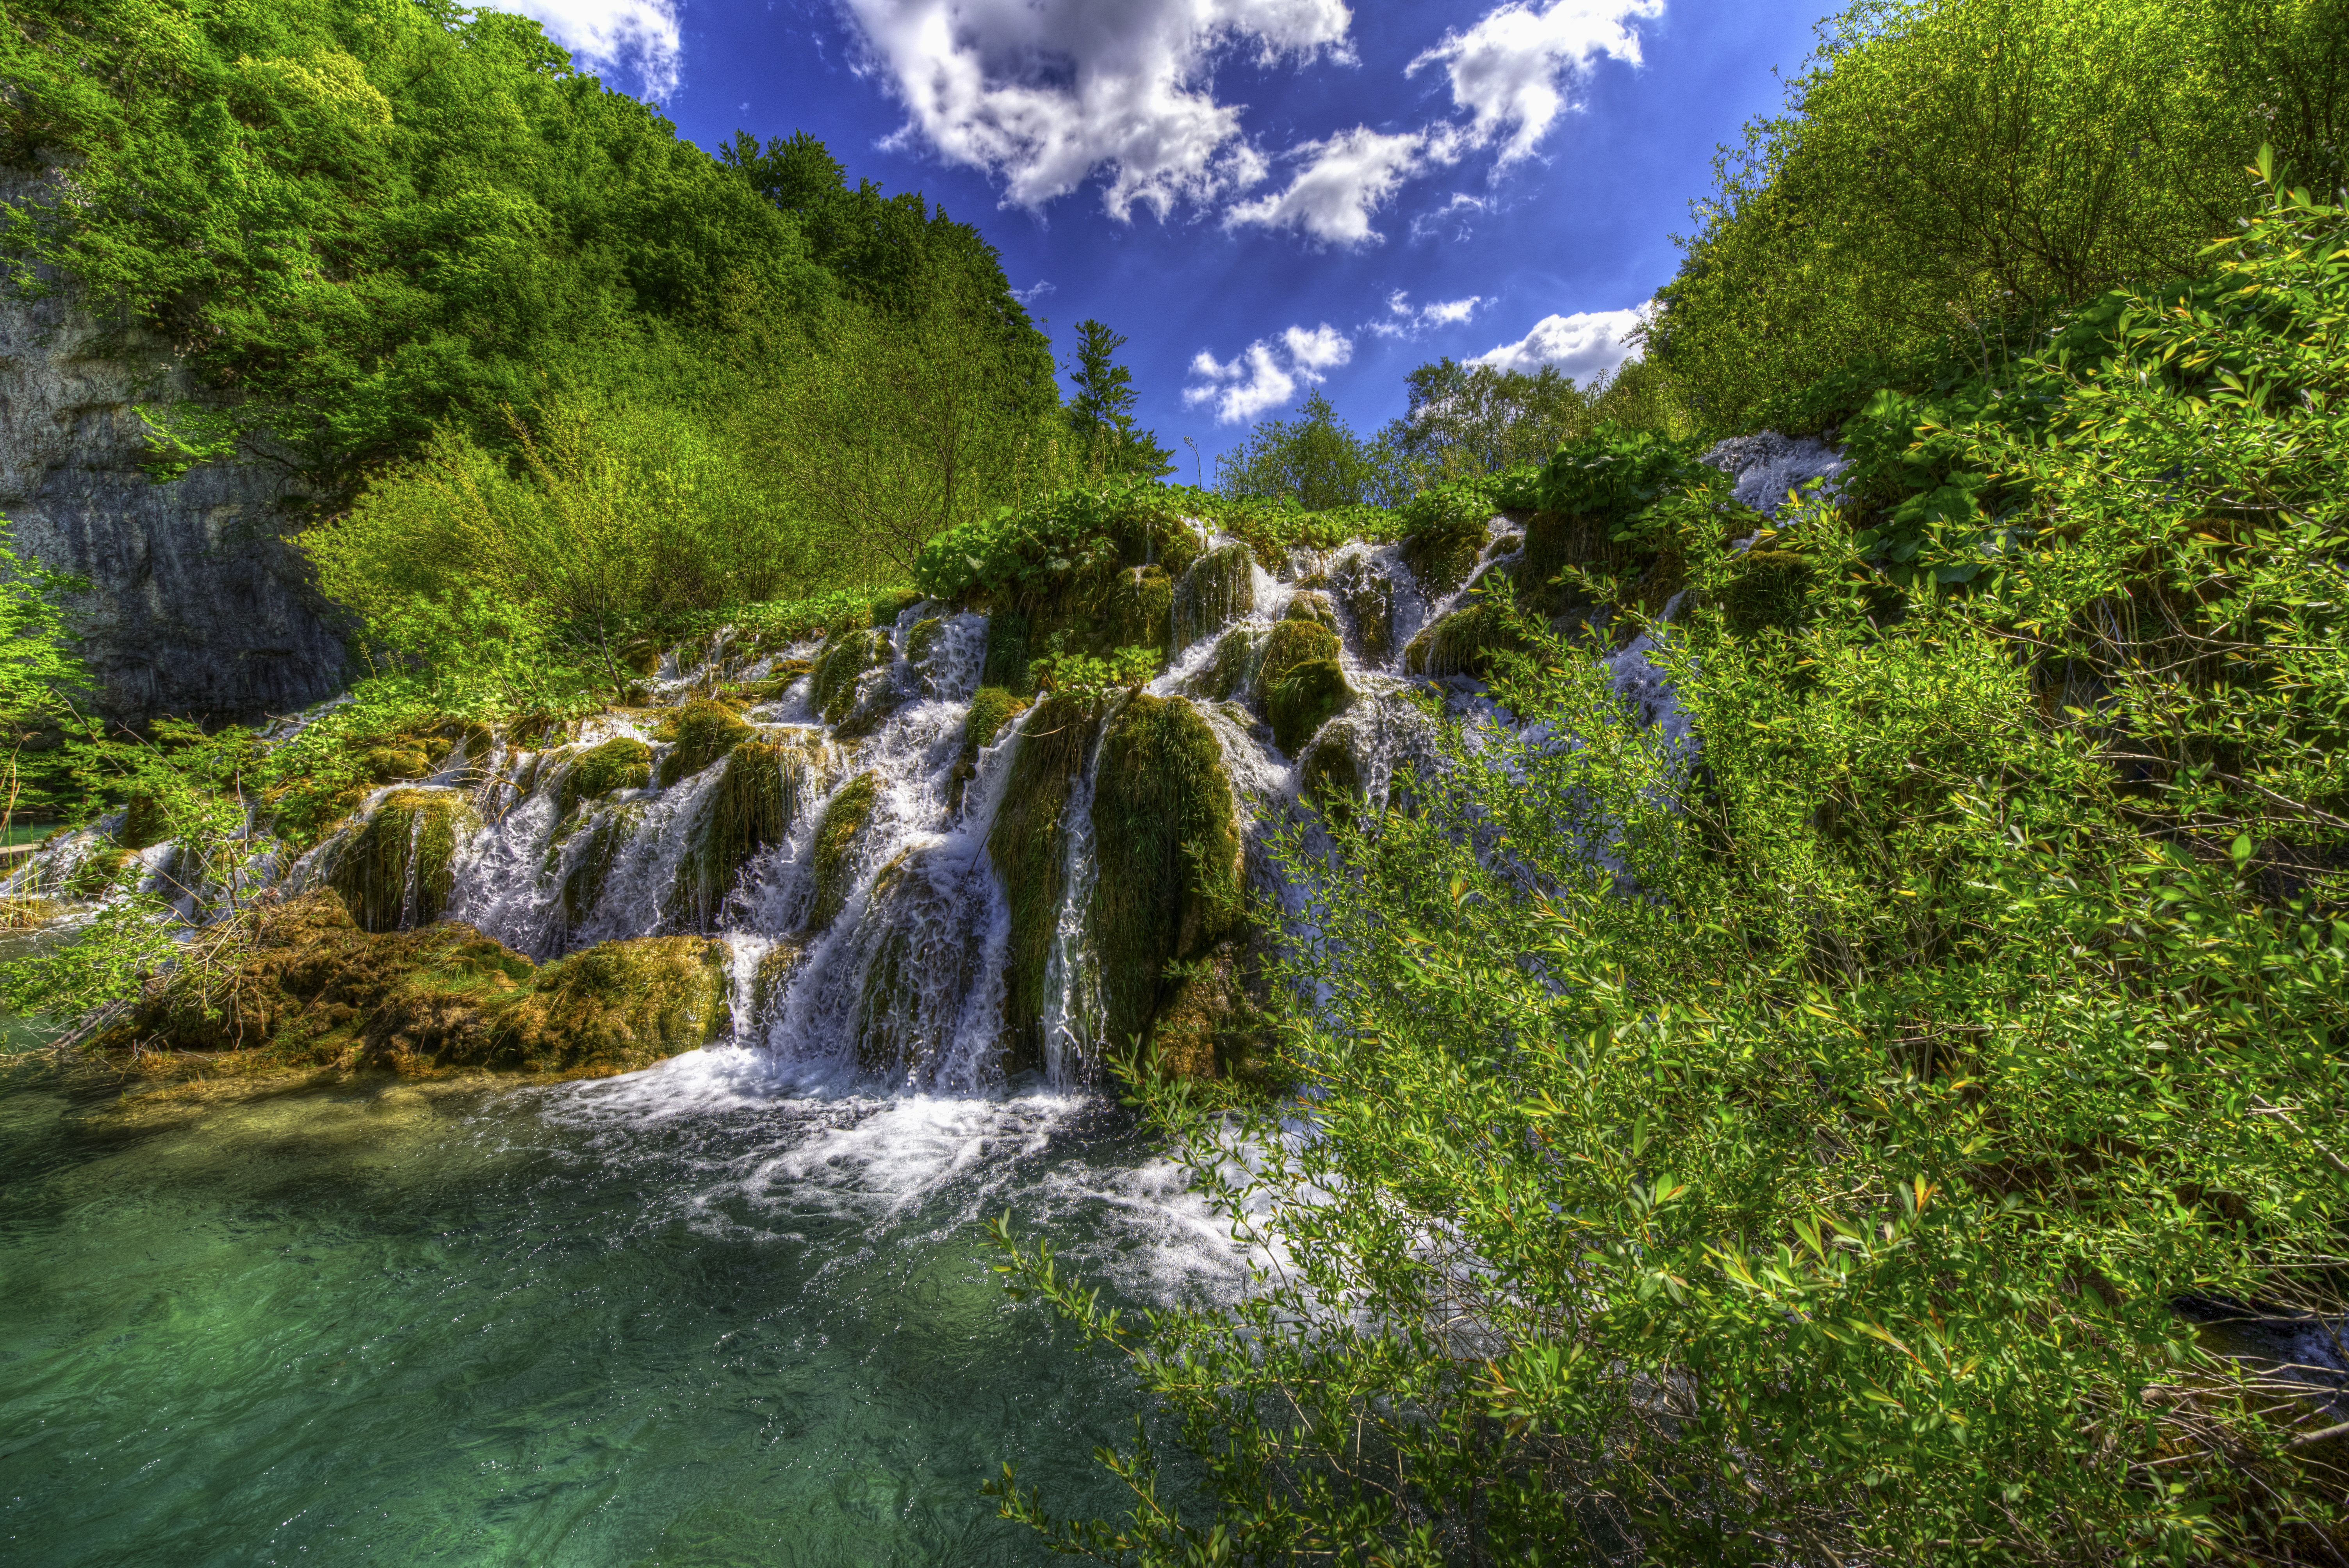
(497, 0), (1828, 469)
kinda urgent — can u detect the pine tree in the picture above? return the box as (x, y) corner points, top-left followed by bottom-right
(1064, 320), (1175, 478)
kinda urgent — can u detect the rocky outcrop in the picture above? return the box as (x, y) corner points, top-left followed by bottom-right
(0, 167), (348, 725)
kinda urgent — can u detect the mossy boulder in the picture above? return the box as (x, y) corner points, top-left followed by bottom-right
(1718, 549), (1814, 635)
(1331, 557), (1395, 660)
(1150, 944), (1259, 1080)
(1399, 508), (1487, 594)
(951, 687), (1031, 816)
(1403, 596), (1536, 681)
(1283, 591), (1338, 631)
(871, 588), (926, 627)
(656, 701), (756, 788)
(1172, 543), (1255, 649)
(110, 890), (729, 1078)
(1089, 695), (1242, 1062)
(675, 740), (811, 930)
(556, 806), (637, 935)
(619, 638), (665, 676)
(560, 737), (653, 814)
(749, 942), (801, 1025)
(329, 788), (475, 933)
(1105, 565), (1174, 655)
(1192, 626), (1266, 702)
(849, 852), (991, 1080)
(1254, 619), (1353, 753)
(1297, 728), (1363, 822)
(812, 627), (895, 725)
(70, 845), (134, 897)
(986, 695), (1100, 1073)
(809, 771), (881, 929)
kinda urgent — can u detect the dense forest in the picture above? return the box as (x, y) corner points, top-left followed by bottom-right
(5, 0), (2349, 1561)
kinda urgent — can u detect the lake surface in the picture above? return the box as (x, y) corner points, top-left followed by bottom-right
(0, 1044), (1228, 1566)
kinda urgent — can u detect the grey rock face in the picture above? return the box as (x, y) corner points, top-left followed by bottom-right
(1702, 430), (1848, 519)
(0, 171), (347, 726)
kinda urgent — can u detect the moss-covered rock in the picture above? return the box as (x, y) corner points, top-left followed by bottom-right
(656, 700), (756, 788)
(1171, 542), (1256, 650)
(1283, 590), (1338, 631)
(809, 771), (881, 929)
(904, 615), (947, 670)
(950, 687), (1031, 816)
(982, 613), (1029, 690)
(118, 793), (169, 851)
(986, 695), (1100, 1073)
(1105, 565), (1174, 655)
(812, 627), (894, 725)
(1402, 597), (1536, 681)
(1150, 944), (1258, 1080)
(1298, 728), (1363, 821)
(871, 587), (926, 627)
(70, 845), (134, 897)
(559, 737), (653, 814)
(674, 740), (809, 929)
(1193, 626), (1266, 702)
(1719, 549), (1814, 635)
(1254, 619), (1353, 753)
(750, 942), (801, 1025)
(1331, 556), (1395, 660)
(619, 638), (665, 676)
(329, 788), (475, 932)
(849, 853), (991, 1080)
(1089, 695), (1242, 1060)
(557, 805), (637, 934)
(110, 890), (728, 1078)
(1400, 508), (1488, 594)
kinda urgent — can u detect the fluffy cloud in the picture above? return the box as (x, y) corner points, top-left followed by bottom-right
(499, 0), (684, 99)
(1471, 301), (1652, 380)
(1185, 323), (1352, 422)
(1370, 290), (1485, 336)
(1223, 126), (1442, 246)
(840, 0), (1352, 219)
(1410, 0), (1661, 166)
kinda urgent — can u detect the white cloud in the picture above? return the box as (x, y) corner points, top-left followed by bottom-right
(1369, 290), (1485, 337)
(1409, 0), (1660, 166)
(1223, 126), (1440, 246)
(839, 0), (1352, 220)
(1471, 300), (1653, 380)
(1185, 321), (1352, 422)
(499, 0), (684, 99)
(1012, 279), (1056, 304)
(1283, 322), (1353, 374)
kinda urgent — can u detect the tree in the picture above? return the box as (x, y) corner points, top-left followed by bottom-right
(0, 520), (89, 835)
(1213, 392), (1408, 510)
(1063, 319), (1176, 478)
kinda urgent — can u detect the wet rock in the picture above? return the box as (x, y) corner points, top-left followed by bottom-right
(328, 788), (474, 932)
(559, 737), (652, 814)
(1330, 554), (1395, 661)
(987, 696), (1100, 1073)
(809, 771), (881, 930)
(1171, 542), (1256, 650)
(656, 701), (755, 787)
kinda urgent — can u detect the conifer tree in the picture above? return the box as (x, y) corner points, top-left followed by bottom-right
(1064, 320), (1175, 478)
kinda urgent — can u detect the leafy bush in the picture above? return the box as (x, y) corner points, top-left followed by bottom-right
(989, 174), (2349, 1565)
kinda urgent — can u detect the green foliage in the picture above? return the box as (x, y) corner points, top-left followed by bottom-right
(990, 176), (2349, 1564)
(0, 518), (92, 829)
(1651, 0), (2349, 430)
(1030, 649), (1161, 707)
(1394, 476), (1503, 593)
(1378, 357), (1694, 483)
(1214, 391), (1412, 511)
(1064, 319), (1176, 479)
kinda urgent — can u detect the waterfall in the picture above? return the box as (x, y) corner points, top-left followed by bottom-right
(245, 504), (1694, 1096)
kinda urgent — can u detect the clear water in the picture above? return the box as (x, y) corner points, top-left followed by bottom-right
(0, 1046), (1236, 1566)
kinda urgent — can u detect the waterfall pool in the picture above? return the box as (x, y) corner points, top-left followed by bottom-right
(0, 1043), (1234, 1566)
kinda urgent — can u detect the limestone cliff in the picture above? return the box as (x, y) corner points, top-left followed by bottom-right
(0, 170), (347, 726)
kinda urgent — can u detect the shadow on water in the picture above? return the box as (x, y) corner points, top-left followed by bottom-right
(0, 1045), (1233, 1567)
